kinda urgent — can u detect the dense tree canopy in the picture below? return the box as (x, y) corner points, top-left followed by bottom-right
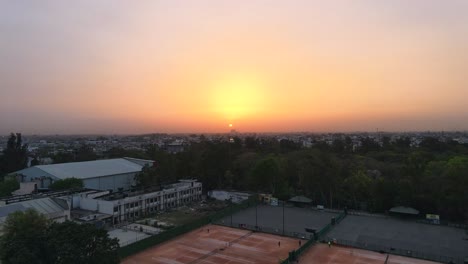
(135, 164), (163, 187)
(49, 178), (83, 191)
(0, 133), (28, 176)
(0, 133), (27, 197)
(133, 136), (468, 222)
(0, 209), (51, 264)
(0, 209), (119, 264)
(51, 144), (98, 164)
(47, 221), (119, 264)
(0, 178), (20, 196)
(14, 134), (468, 222)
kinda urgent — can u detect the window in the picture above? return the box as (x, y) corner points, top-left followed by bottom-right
(113, 206), (118, 212)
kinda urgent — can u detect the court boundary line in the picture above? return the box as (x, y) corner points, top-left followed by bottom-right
(187, 231), (254, 264)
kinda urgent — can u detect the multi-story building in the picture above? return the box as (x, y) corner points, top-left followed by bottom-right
(76, 180), (202, 225)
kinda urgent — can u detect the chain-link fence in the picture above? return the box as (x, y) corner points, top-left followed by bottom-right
(328, 238), (464, 264)
(118, 197), (256, 259)
(215, 221), (311, 240)
(279, 211), (347, 264)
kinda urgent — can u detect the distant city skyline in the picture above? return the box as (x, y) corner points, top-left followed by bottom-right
(1, 1), (468, 134)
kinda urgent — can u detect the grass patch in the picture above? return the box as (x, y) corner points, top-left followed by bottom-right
(155, 209), (209, 226)
(139, 200), (228, 227)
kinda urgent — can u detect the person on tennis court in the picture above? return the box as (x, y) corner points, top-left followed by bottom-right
(328, 241), (331, 247)
(278, 241), (281, 247)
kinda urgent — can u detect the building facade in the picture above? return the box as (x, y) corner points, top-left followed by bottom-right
(77, 180), (202, 225)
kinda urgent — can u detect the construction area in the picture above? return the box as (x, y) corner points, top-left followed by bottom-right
(122, 224), (305, 264)
(110, 200), (229, 246)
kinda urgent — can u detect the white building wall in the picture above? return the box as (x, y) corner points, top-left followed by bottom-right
(80, 198), (114, 214)
(71, 195), (81, 209)
(82, 173), (136, 191)
(84, 178), (100, 190)
(106, 181), (202, 225)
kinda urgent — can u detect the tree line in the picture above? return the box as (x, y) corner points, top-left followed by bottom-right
(1, 133), (467, 222)
(0, 209), (119, 264)
(133, 136), (468, 222)
(0, 133), (26, 196)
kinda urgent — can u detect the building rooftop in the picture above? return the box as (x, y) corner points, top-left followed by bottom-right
(0, 197), (68, 223)
(389, 206), (419, 215)
(28, 158), (153, 180)
(99, 180), (200, 201)
(0, 203), (27, 218)
(289, 195), (312, 203)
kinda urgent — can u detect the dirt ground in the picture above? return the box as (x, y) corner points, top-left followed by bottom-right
(138, 200), (228, 228)
(298, 243), (441, 264)
(122, 224), (305, 264)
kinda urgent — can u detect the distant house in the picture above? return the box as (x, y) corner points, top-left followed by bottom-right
(11, 157), (154, 191)
(288, 195), (312, 207)
(208, 190), (251, 204)
(165, 140), (185, 154)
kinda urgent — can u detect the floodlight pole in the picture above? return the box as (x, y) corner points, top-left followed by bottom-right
(255, 199), (258, 228)
(282, 200), (285, 236)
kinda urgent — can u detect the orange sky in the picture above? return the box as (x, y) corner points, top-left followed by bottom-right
(1, 1), (467, 134)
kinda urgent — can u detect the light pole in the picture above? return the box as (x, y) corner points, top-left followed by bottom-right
(230, 196), (233, 227)
(135, 227), (138, 242)
(282, 200), (285, 236)
(255, 199), (258, 229)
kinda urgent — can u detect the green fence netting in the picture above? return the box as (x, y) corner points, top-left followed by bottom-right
(119, 198), (255, 259)
(279, 210), (347, 264)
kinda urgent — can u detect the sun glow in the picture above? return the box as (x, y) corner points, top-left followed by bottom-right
(210, 76), (266, 121)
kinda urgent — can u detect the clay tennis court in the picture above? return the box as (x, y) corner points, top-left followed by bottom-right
(299, 243), (441, 264)
(122, 224), (305, 264)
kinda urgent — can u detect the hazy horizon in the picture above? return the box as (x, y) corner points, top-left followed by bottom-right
(2, 127), (468, 137)
(1, 1), (468, 134)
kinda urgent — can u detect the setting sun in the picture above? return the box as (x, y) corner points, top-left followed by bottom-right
(209, 75), (267, 121)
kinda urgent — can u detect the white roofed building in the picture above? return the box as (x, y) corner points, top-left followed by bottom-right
(0, 197), (70, 234)
(12, 158), (154, 191)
